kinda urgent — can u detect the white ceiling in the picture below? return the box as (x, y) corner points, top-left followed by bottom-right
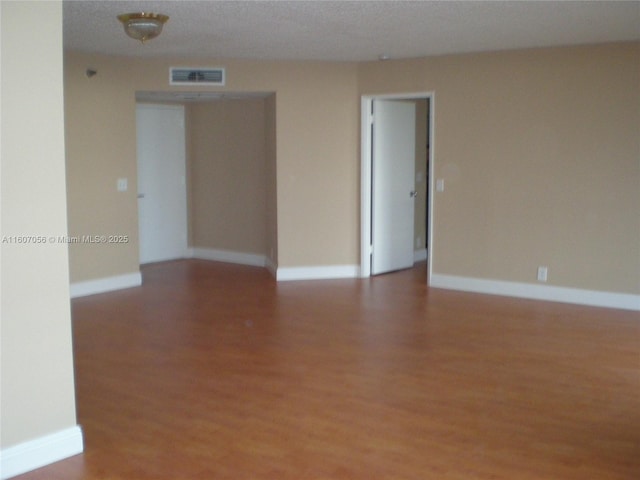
(63, 0), (639, 62)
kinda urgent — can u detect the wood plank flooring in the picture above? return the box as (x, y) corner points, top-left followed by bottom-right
(13, 260), (640, 479)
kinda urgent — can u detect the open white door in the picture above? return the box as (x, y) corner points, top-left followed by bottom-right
(371, 99), (416, 275)
(136, 104), (188, 264)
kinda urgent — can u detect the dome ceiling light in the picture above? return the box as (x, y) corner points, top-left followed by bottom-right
(117, 12), (169, 43)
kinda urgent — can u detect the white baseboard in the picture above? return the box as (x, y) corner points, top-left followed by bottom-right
(430, 274), (640, 311)
(70, 271), (142, 298)
(414, 248), (428, 262)
(277, 264), (360, 281)
(265, 257), (278, 278)
(191, 247), (267, 267)
(0, 426), (83, 479)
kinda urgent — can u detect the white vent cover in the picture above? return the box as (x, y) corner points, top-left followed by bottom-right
(170, 67), (225, 86)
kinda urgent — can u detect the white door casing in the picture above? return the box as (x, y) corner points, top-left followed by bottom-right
(361, 93), (435, 281)
(136, 104), (188, 264)
(371, 99), (416, 275)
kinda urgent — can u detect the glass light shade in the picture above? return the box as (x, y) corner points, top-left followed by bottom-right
(117, 13), (169, 43)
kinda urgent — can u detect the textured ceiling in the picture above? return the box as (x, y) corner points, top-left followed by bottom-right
(63, 1), (640, 62)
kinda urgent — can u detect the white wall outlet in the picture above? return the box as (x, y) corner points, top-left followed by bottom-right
(436, 178), (445, 192)
(117, 178), (128, 192)
(537, 266), (548, 282)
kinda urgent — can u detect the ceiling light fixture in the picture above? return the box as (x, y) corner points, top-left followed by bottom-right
(117, 12), (169, 43)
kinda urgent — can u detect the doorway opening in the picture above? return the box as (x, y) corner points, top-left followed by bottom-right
(360, 92), (434, 283)
(135, 91), (277, 271)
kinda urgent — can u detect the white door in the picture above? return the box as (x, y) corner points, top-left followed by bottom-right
(136, 104), (188, 264)
(371, 99), (416, 275)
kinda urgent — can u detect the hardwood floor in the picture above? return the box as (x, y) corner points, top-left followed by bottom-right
(13, 260), (639, 479)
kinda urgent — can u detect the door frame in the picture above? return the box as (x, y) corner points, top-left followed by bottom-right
(360, 92), (435, 283)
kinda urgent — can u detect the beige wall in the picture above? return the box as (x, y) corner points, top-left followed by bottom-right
(64, 42), (639, 295)
(1, 1), (78, 448)
(360, 42), (640, 294)
(64, 53), (359, 280)
(64, 54), (139, 282)
(188, 99), (268, 254)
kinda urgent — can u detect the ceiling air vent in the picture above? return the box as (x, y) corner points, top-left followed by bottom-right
(170, 67), (225, 86)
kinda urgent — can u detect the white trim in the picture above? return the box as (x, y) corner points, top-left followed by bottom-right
(70, 272), (142, 298)
(0, 426), (83, 480)
(265, 257), (278, 278)
(430, 274), (640, 311)
(191, 247), (267, 267)
(277, 264), (360, 282)
(360, 96), (373, 278)
(360, 92), (435, 283)
(414, 248), (428, 263)
(426, 96), (435, 285)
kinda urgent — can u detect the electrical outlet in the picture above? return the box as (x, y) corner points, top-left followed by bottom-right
(436, 178), (445, 192)
(117, 178), (128, 192)
(537, 266), (548, 282)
